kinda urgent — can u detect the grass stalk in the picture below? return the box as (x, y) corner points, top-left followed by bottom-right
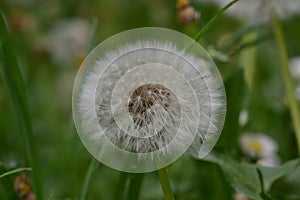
(113, 172), (129, 200)
(194, 0), (239, 42)
(0, 168), (32, 179)
(78, 18), (100, 200)
(79, 158), (99, 200)
(0, 13), (43, 199)
(272, 15), (300, 154)
(128, 173), (144, 200)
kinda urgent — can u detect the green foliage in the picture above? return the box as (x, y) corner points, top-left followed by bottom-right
(205, 151), (300, 200)
(0, 13), (43, 199)
(258, 159), (300, 192)
(1, 0), (300, 199)
(0, 167), (31, 179)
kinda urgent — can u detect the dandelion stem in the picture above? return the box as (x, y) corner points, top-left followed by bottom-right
(113, 172), (129, 200)
(158, 167), (175, 200)
(194, 0), (239, 42)
(79, 158), (99, 200)
(272, 15), (300, 154)
(128, 173), (144, 200)
(0, 13), (43, 199)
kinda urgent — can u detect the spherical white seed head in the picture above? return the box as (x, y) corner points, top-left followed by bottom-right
(72, 27), (226, 173)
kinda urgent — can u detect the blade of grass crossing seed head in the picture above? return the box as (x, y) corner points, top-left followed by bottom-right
(79, 18), (100, 200)
(194, 0), (239, 42)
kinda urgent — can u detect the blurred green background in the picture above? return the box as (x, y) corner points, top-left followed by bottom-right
(1, 0), (300, 199)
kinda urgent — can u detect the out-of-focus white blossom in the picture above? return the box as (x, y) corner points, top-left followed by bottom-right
(212, 0), (300, 22)
(296, 86), (300, 101)
(239, 133), (278, 159)
(46, 18), (91, 64)
(238, 109), (249, 126)
(289, 57), (300, 101)
(289, 57), (300, 80)
(257, 154), (280, 167)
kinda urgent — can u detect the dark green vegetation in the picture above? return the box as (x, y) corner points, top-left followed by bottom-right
(1, 0), (300, 199)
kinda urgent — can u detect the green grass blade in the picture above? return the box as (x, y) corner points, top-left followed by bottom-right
(272, 15), (300, 154)
(113, 172), (129, 200)
(0, 168), (32, 179)
(78, 18), (100, 200)
(128, 173), (144, 200)
(79, 158), (99, 200)
(194, 0), (239, 42)
(0, 13), (44, 199)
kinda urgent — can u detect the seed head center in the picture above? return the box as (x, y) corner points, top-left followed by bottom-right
(127, 83), (171, 126)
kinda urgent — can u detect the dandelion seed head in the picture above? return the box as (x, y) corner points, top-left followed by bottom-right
(73, 28), (226, 172)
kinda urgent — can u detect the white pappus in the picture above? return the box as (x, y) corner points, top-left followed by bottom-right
(73, 28), (226, 172)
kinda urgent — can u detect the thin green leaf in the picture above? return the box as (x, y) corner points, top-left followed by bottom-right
(0, 13), (43, 199)
(194, 0), (239, 42)
(128, 173), (144, 200)
(78, 18), (100, 200)
(239, 31), (258, 90)
(79, 158), (99, 200)
(272, 15), (300, 154)
(0, 168), (32, 179)
(113, 172), (129, 200)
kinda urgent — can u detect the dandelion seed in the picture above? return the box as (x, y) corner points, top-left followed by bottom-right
(73, 27), (226, 172)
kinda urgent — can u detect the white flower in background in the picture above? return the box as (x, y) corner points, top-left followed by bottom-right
(289, 57), (300, 101)
(47, 18), (91, 63)
(212, 0), (300, 22)
(73, 28), (226, 173)
(238, 109), (249, 126)
(289, 57), (300, 81)
(257, 155), (280, 167)
(239, 133), (278, 159)
(296, 86), (300, 101)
